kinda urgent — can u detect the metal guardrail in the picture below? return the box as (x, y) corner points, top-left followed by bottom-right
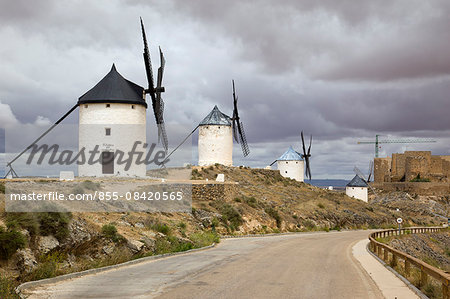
(369, 227), (450, 299)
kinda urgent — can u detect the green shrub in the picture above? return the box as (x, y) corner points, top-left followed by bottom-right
(190, 231), (220, 248)
(410, 174), (430, 182)
(38, 212), (72, 241)
(102, 224), (122, 243)
(317, 203), (325, 209)
(0, 275), (19, 299)
(6, 213), (39, 236)
(152, 223), (171, 235)
(6, 212), (71, 241)
(244, 196), (258, 208)
(0, 227), (26, 260)
(28, 252), (64, 281)
(216, 203), (243, 231)
(0, 182), (5, 194)
(265, 207), (282, 228)
(154, 236), (193, 254)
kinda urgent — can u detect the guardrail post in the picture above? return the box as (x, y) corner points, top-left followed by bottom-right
(404, 258), (410, 277)
(383, 248), (388, 261)
(420, 266), (427, 287)
(443, 281), (449, 299)
(391, 254), (397, 267)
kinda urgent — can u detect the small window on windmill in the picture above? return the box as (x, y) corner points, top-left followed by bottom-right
(131, 105), (135, 109)
(105, 128), (111, 136)
(286, 162), (288, 164)
(84, 104), (88, 108)
(296, 161), (298, 164)
(106, 104), (110, 108)
(285, 171), (288, 174)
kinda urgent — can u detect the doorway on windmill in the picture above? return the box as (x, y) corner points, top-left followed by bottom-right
(102, 151), (114, 174)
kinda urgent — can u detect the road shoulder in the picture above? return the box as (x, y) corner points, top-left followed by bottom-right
(352, 239), (420, 299)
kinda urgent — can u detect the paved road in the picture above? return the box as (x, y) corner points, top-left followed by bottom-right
(24, 230), (384, 299)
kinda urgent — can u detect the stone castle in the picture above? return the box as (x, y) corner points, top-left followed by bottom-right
(374, 151), (450, 183)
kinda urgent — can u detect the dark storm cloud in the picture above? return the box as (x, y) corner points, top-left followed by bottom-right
(0, 0), (448, 178)
(168, 0), (450, 81)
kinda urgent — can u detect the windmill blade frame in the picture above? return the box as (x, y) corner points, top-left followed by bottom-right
(140, 18), (168, 152)
(231, 80), (250, 157)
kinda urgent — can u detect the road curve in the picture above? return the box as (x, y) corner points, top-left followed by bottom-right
(24, 230), (383, 299)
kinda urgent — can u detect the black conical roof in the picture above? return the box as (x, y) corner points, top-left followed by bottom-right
(78, 64), (147, 108)
(346, 175), (368, 187)
(199, 105), (231, 126)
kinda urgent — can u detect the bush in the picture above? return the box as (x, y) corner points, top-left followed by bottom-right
(0, 227), (26, 260)
(410, 174), (431, 182)
(216, 203), (243, 231)
(6, 213), (39, 236)
(317, 203), (325, 209)
(265, 207), (282, 228)
(6, 212), (71, 241)
(0, 182), (5, 194)
(0, 275), (19, 299)
(102, 224), (121, 243)
(151, 223), (171, 235)
(28, 252), (64, 281)
(190, 231), (220, 248)
(154, 236), (193, 254)
(38, 213), (72, 241)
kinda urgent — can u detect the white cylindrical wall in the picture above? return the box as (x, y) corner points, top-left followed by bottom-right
(345, 187), (368, 202)
(277, 160), (304, 182)
(78, 103), (147, 177)
(198, 125), (233, 166)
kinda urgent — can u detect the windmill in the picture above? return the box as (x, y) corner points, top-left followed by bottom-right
(269, 131), (312, 182)
(231, 80), (250, 157)
(4, 18), (167, 178)
(161, 80), (250, 167)
(354, 166), (377, 195)
(140, 18), (168, 152)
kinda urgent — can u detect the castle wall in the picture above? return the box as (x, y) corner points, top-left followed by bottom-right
(374, 151), (449, 189)
(374, 157), (391, 182)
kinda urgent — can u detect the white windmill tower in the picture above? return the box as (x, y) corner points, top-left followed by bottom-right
(78, 19), (167, 177)
(270, 132), (312, 182)
(274, 146), (304, 181)
(345, 175), (369, 202)
(198, 81), (250, 167)
(77, 64), (148, 177)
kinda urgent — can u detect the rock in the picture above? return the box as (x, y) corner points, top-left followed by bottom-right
(141, 236), (156, 251)
(127, 239), (144, 253)
(63, 219), (93, 248)
(102, 243), (115, 255)
(15, 248), (37, 273)
(38, 235), (59, 253)
(135, 222), (145, 228)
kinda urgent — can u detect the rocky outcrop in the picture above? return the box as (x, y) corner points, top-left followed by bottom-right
(14, 248), (37, 273)
(38, 235), (59, 254)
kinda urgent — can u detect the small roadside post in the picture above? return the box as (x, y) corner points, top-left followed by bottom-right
(397, 218), (403, 234)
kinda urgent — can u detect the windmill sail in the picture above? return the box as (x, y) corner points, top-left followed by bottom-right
(140, 18), (168, 151)
(231, 80), (250, 157)
(301, 131), (312, 180)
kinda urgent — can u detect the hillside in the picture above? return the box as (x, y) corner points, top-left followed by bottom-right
(0, 165), (448, 296)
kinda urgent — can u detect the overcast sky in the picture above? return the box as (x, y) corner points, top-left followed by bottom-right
(0, 0), (449, 179)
